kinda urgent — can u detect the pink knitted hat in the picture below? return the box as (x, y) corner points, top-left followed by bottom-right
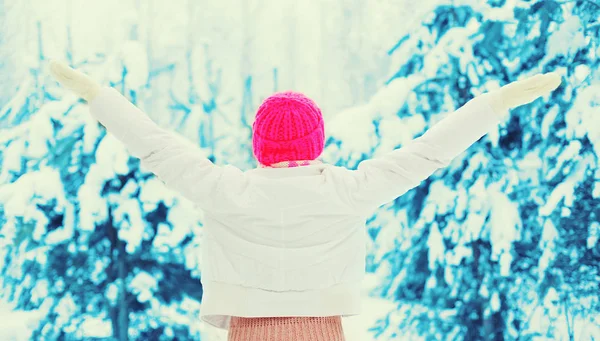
(252, 91), (325, 166)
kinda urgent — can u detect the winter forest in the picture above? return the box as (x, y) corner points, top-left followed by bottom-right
(0, 0), (599, 340)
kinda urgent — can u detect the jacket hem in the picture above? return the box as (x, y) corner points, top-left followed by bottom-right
(200, 281), (362, 330)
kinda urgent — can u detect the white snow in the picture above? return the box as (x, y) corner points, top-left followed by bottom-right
(490, 292), (501, 312)
(0, 300), (47, 341)
(546, 16), (587, 60)
(129, 271), (159, 303)
(105, 283), (119, 305)
(538, 220), (559, 275)
(589, 222), (599, 249)
(488, 186), (522, 263)
(540, 157), (588, 216)
(77, 317), (113, 338)
(565, 84), (600, 158)
(427, 222), (445, 271)
(113, 198), (146, 254)
(327, 104), (377, 155)
(120, 40), (150, 89)
(540, 105), (560, 139)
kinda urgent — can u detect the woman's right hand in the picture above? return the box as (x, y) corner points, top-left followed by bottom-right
(49, 60), (102, 102)
(485, 72), (562, 118)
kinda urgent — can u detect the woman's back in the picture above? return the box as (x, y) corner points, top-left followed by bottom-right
(200, 163), (367, 329)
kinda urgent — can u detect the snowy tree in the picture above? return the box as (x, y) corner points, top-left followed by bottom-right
(323, 0), (599, 340)
(0, 21), (243, 341)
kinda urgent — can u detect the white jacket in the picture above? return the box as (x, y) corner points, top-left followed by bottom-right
(89, 88), (500, 330)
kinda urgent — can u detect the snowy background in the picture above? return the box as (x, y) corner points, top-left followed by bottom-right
(1, 0), (599, 340)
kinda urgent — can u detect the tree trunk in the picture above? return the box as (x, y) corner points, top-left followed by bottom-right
(108, 209), (129, 341)
(117, 238), (129, 341)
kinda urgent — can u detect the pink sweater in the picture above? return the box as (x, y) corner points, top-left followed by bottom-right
(228, 316), (344, 341)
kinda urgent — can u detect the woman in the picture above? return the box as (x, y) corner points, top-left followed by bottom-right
(49, 60), (561, 340)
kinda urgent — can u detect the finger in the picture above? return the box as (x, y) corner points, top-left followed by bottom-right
(514, 74), (545, 90)
(541, 72), (562, 91)
(503, 73), (560, 98)
(49, 60), (79, 86)
(520, 73), (561, 91)
(522, 73), (562, 95)
(49, 60), (72, 79)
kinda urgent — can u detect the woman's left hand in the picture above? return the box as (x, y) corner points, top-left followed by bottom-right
(49, 60), (102, 102)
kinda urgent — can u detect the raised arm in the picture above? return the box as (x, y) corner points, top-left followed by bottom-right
(49, 61), (226, 208)
(347, 73), (562, 213)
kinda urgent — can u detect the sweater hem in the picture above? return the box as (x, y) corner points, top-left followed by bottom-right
(200, 281), (362, 330)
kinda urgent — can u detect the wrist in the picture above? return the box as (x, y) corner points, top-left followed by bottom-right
(481, 92), (510, 119)
(82, 83), (102, 102)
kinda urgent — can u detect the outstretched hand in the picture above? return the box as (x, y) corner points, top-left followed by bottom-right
(486, 72), (562, 117)
(49, 60), (102, 102)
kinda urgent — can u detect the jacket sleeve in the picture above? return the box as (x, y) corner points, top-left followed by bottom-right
(347, 95), (502, 214)
(88, 87), (225, 207)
